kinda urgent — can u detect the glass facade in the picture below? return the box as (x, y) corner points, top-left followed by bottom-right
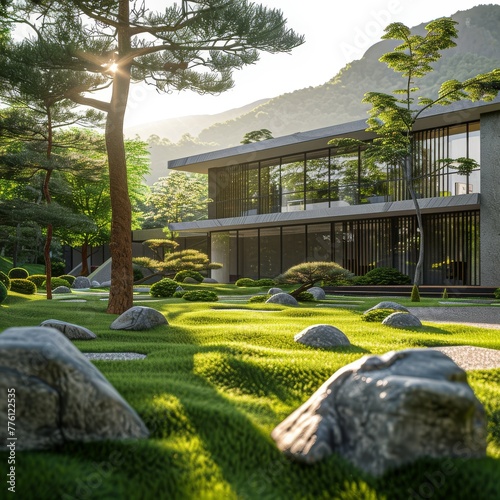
(210, 210), (480, 285)
(208, 122), (480, 219)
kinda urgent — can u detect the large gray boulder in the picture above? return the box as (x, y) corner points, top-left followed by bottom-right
(365, 301), (409, 313)
(295, 324), (350, 348)
(272, 349), (486, 476)
(72, 276), (91, 289)
(110, 306), (168, 331)
(383, 312), (422, 328)
(39, 319), (97, 340)
(307, 287), (326, 300)
(266, 293), (298, 307)
(0, 327), (149, 450)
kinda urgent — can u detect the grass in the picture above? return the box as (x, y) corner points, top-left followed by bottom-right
(1, 288), (499, 499)
(0, 256), (45, 276)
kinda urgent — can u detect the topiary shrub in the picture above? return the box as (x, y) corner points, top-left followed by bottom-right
(494, 288), (500, 300)
(0, 281), (7, 303)
(174, 270), (204, 283)
(150, 278), (178, 298)
(183, 290), (218, 302)
(296, 291), (315, 302)
(411, 284), (421, 302)
(0, 271), (11, 291)
(51, 260), (66, 277)
(27, 274), (47, 288)
(442, 288), (449, 299)
(254, 278), (276, 287)
(8, 267), (29, 279)
(354, 267), (412, 285)
(59, 274), (76, 286)
(173, 290), (187, 298)
(362, 308), (396, 322)
(235, 278), (255, 287)
(133, 266), (144, 282)
(248, 294), (270, 303)
(42, 277), (71, 290)
(10, 278), (37, 295)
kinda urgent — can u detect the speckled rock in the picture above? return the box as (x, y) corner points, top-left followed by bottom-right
(266, 293), (298, 307)
(0, 327), (149, 450)
(110, 306), (168, 331)
(382, 312), (422, 328)
(271, 349), (486, 476)
(91, 280), (100, 288)
(307, 287), (326, 300)
(294, 324), (350, 348)
(53, 286), (71, 294)
(72, 276), (91, 289)
(39, 319), (96, 340)
(268, 287), (283, 295)
(365, 301), (409, 313)
(202, 278), (218, 283)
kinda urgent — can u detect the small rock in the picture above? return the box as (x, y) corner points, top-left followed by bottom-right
(295, 324), (350, 348)
(202, 278), (218, 283)
(91, 281), (100, 288)
(268, 287), (283, 295)
(382, 312), (422, 328)
(175, 286), (184, 292)
(110, 306), (168, 331)
(266, 293), (298, 307)
(365, 301), (409, 313)
(72, 276), (91, 289)
(307, 287), (326, 300)
(53, 286), (71, 294)
(101, 280), (111, 287)
(39, 319), (97, 340)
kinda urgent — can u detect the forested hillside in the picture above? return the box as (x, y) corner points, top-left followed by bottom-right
(139, 5), (500, 183)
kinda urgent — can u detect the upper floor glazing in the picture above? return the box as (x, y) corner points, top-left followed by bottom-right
(208, 121), (480, 219)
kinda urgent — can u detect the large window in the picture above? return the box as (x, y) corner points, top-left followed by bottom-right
(210, 121), (480, 218)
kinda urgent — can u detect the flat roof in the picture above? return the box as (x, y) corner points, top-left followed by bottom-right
(168, 99), (500, 174)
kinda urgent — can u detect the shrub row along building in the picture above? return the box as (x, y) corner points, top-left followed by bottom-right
(159, 100), (500, 286)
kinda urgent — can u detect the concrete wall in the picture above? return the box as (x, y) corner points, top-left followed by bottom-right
(480, 110), (500, 286)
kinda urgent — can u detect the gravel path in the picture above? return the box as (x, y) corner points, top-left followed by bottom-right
(408, 306), (500, 329)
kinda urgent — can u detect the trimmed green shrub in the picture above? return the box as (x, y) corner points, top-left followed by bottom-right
(411, 284), (421, 302)
(442, 288), (449, 299)
(354, 267), (411, 285)
(133, 266), (144, 282)
(235, 278), (255, 287)
(494, 288), (500, 300)
(42, 277), (71, 290)
(8, 267), (29, 279)
(150, 278), (178, 298)
(0, 281), (7, 303)
(248, 294), (270, 303)
(183, 290), (218, 302)
(0, 271), (11, 291)
(59, 274), (76, 286)
(296, 291), (315, 302)
(27, 274), (47, 288)
(362, 308), (396, 322)
(174, 270), (204, 283)
(173, 290), (187, 298)
(51, 260), (66, 277)
(10, 278), (37, 295)
(254, 278), (276, 287)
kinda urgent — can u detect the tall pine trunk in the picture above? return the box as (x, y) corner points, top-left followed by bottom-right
(106, 0), (133, 314)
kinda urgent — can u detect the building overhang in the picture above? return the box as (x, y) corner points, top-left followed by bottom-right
(168, 99), (500, 174)
(169, 194), (480, 233)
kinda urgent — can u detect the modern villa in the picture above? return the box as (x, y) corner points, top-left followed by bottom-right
(166, 99), (500, 287)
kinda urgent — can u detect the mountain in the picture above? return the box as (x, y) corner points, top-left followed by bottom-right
(136, 5), (500, 184)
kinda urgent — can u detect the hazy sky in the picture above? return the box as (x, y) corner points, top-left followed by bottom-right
(124, 1), (497, 127)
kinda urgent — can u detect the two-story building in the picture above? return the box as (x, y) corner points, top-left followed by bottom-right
(167, 99), (500, 287)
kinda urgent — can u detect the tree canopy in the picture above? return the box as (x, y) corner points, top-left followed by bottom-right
(4, 0), (304, 313)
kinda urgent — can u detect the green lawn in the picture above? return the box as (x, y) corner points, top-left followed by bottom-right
(1, 289), (499, 499)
